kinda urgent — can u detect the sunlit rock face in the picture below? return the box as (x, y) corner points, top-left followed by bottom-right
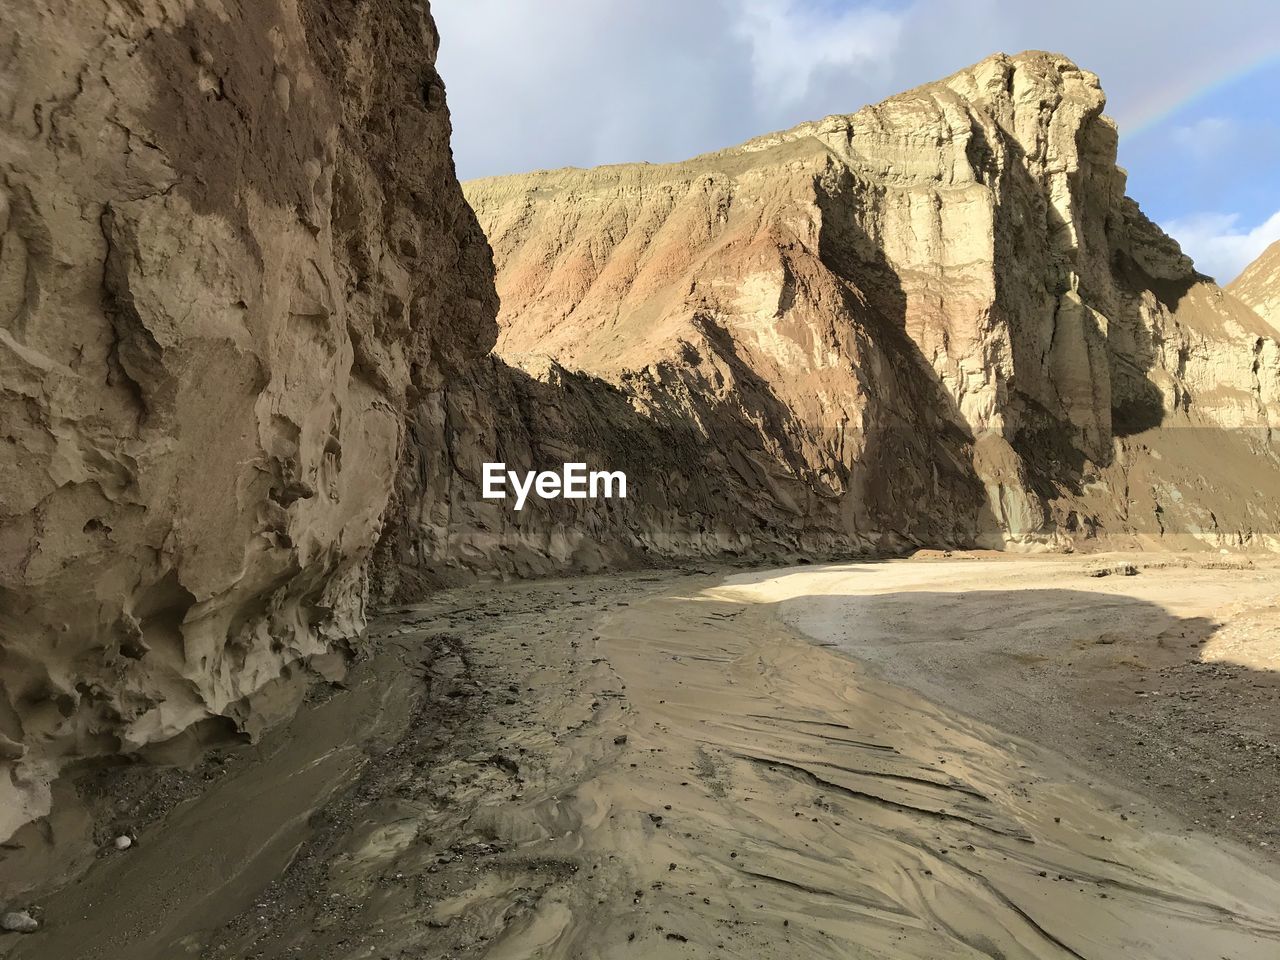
(0, 0), (496, 839)
(5, 21), (1280, 850)
(1230, 239), (1280, 330)
(434, 51), (1280, 572)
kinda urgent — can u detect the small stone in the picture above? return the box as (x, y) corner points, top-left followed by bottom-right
(1086, 562), (1138, 578)
(1, 911), (39, 933)
(114, 834), (133, 850)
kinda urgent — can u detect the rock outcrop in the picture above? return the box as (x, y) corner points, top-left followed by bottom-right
(1229, 239), (1280, 329)
(0, 0), (495, 841)
(6, 23), (1280, 853)
(386, 51), (1279, 585)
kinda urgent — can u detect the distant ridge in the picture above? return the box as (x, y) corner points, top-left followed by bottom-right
(1229, 239), (1280, 329)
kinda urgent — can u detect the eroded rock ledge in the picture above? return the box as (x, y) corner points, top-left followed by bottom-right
(0, 0), (494, 840)
(403, 51), (1280, 586)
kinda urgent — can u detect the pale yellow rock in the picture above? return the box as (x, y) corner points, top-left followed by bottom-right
(453, 51), (1280, 567)
(1229, 239), (1280, 330)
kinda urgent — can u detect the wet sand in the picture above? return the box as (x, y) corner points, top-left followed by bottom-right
(4, 557), (1279, 958)
(733, 553), (1280, 852)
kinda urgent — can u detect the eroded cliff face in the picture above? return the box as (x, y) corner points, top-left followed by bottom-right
(0, 0), (495, 840)
(5, 27), (1279, 852)
(1230, 240), (1280, 329)
(394, 50), (1280, 584)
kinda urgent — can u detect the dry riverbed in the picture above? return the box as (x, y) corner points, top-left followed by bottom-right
(2, 554), (1279, 958)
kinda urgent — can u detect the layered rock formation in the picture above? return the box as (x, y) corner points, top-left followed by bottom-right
(389, 50), (1280, 584)
(1230, 239), (1280, 328)
(6, 22), (1280, 852)
(0, 0), (495, 840)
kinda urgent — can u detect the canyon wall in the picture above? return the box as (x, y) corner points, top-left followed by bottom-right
(384, 51), (1280, 586)
(0, 0), (495, 840)
(5, 21), (1280, 850)
(1230, 239), (1280, 328)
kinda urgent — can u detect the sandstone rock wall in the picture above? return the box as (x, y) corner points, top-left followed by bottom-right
(396, 51), (1280, 584)
(375, 346), (982, 593)
(5, 22), (1280, 849)
(1229, 239), (1280, 329)
(0, 0), (495, 840)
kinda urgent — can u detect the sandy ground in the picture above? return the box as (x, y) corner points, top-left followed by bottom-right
(734, 553), (1280, 853)
(2, 556), (1279, 958)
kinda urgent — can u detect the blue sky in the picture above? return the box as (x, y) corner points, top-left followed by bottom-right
(435, 0), (1280, 282)
(1122, 60), (1280, 281)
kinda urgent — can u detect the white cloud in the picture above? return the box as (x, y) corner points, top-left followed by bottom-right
(433, 0), (915, 179)
(432, 0), (1280, 255)
(434, 1), (1280, 172)
(434, 0), (761, 178)
(732, 0), (905, 111)
(1169, 116), (1240, 160)
(1162, 209), (1280, 283)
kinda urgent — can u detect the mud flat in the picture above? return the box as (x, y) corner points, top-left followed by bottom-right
(3, 558), (1279, 959)
(733, 553), (1280, 853)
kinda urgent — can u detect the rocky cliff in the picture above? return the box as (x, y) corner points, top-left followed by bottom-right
(0, 0), (495, 841)
(1229, 239), (1280, 329)
(396, 51), (1280, 585)
(6, 25), (1280, 852)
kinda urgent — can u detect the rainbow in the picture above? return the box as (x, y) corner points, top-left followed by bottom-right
(1115, 40), (1280, 140)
